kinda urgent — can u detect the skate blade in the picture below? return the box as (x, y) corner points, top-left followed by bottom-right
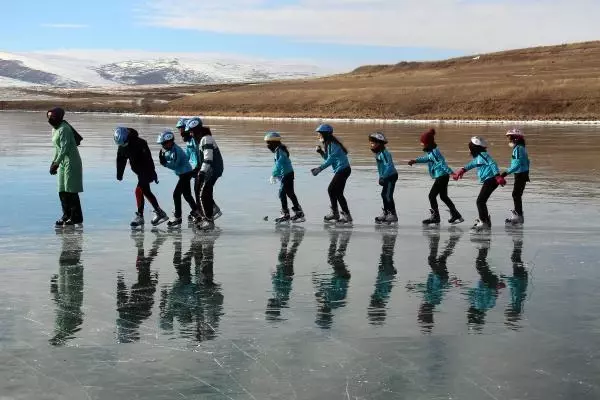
(152, 217), (169, 226)
(291, 218), (306, 223)
(450, 218), (465, 225)
(422, 223), (441, 229)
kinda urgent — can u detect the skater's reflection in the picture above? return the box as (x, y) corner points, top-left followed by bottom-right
(504, 228), (528, 330)
(159, 232), (224, 342)
(49, 232), (84, 346)
(266, 227), (305, 321)
(116, 231), (166, 343)
(314, 228), (352, 329)
(467, 237), (505, 331)
(367, 230), (398, 325)
(409, 229), (463, 333)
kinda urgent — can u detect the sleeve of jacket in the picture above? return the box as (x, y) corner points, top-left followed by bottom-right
(319, 143), (339, 170)
(381, 151), (397, 178)
(116, 146), (128, 180)
(505, 146), (524, 175)
(164, 149), (178, 171)
(463, 156), (482, 172)
(415, 154), (430, 164)
(200, 136), (214, 174)
(272, 149), (284, 177)
(52, 126), (70, 165)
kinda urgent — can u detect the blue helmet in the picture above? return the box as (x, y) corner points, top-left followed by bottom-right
(156, 130), (175, 144)
(175, 118), (188, 129)
(185, 117), (202, 132)
(264, 131), (282, 142)
(114, 126), (129, 146)
(315, 124), (333, 134)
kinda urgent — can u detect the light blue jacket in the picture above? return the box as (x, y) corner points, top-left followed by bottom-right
(185, 139), (200, 170)
(505, 145), (530, 175)
(415, 147), (453, 179)
(375, 148), (397, 179)
(320, 141), (350, 173)
(272, 146), (294, 178)
(163, 144), (193, 176)
(464, 152), (500, 183)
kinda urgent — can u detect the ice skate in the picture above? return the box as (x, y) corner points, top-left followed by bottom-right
(323, 209), (340, 223)
(422, 209), (441, 226)
(374, 209), (388, 225)
(151, 209), (169, 226)
(275, 210), (291, 225)
(291, 207), (305, 223)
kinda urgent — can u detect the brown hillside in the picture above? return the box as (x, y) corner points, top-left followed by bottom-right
(3, 41), (600, 120)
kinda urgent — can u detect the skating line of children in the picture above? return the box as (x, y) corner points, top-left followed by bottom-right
(114, 119), (530, 233)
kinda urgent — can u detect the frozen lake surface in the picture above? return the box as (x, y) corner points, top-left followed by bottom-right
(1, 112), (600, 399)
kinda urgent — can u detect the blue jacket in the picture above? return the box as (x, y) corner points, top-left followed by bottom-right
(162, 144), (192, 175)
(185, 139), (200, 170)
(464, 152), (500, 183)
(415, 147), (453, 179)
(505, 144), (530, 175)
(272, 146), (294, 178)
(375, 148), (397, 179)
(320, 141), (350, 173)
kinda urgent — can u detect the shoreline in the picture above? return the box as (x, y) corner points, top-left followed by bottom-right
(3, 109), (599, 126)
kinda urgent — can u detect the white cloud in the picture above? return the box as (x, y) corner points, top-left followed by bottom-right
(138, 0), (600, 52)
(41, 24), (89, 29)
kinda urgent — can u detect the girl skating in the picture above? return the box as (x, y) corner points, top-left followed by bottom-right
(186, 119), (224, 231)
(501, 129), (530, 226)
(311, 124), (352, 224)
(156, 130), (199, 228)
(264, 131), (305, 224)
(408, 128), (463, 226)
(452, 136), (506, 232)
(368, 132), (398, 225)
(114, 127), (169, 228)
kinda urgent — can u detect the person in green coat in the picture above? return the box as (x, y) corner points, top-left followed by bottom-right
(48, 107), (84, 228)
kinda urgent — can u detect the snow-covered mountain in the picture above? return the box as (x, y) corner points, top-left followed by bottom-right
(0, 50), (330, 87)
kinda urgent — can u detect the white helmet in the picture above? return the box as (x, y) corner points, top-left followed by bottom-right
(470, 136), (488, 148)
(506, 128), (524, 137)
(369, 131), (387, 144)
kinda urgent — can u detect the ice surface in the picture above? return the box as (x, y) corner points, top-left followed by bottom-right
(1, 113), (600, 399)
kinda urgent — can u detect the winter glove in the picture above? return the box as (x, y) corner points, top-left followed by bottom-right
(49, 162), (59, 175)
(500, 171), (508, 178)
(315, 145), (324, 155)
(158, 151), (166, 166)
(452, 167), (466, 181)
(311, 167), (322, 176)
(269, 176), (280, 185)
(407, 160), (416, 166)
(495, 175), (507, 187)
(378, 177), (385, 186)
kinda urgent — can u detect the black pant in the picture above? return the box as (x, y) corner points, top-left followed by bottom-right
(429, 175), (459, 215)
(381, 174), (398, 214)
(194, 170), (220, 219)
(477, 178), (499, 224)
(59, 192), (83, 223)
(279, 172), (301, 213)
(199, 175), (218, 219)
(173, 171), (197, 218)
(136, 181), (160, 214)
(328, 167), (351, 214)
(512, 173), (529, 216)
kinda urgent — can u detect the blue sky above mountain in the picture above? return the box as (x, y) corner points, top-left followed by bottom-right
(1, 0), (599, 68)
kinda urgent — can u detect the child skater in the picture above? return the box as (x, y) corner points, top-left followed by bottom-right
(368, 132), (398, 224)
(264, 131), (305, 224)
(452, 136), (506, 232)
(186, 119), (224, 231)
(114, 127), (169, 228)
(408, 128), (463, 226)
(311, 124), (352, 224)
(177, 117), (201, 222)
(156, 130), (199, 228)
(501, 128), (530, 226)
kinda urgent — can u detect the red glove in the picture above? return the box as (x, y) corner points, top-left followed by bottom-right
(452, 168), (466, 181)
(495, 175), (507, 186)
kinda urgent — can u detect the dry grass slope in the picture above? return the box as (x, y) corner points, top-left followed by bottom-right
(3, 41), (600, 120)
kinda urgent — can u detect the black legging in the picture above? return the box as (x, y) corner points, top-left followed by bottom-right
(279, 172), (301, 213)
(512, 172), (529, 216)
(381, 174), (398, 215)
(59, 192), (83, 223)
(200, 175), (218, 219)
(173, 171), (197, 218)
(136, 181), (160, 214)
(476, 178), (499, 224)
(328, 167), (351, 214)
(429, 175), (459, 214)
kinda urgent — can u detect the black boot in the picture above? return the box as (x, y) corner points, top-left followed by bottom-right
(422, 209), (441, 225)
(448, 209), (464, 225)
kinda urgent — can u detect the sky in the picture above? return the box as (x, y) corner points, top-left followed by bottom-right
(1, 0), (599, 69)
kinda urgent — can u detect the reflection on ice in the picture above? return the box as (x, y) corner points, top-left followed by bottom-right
(367, 228), (398, 325)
